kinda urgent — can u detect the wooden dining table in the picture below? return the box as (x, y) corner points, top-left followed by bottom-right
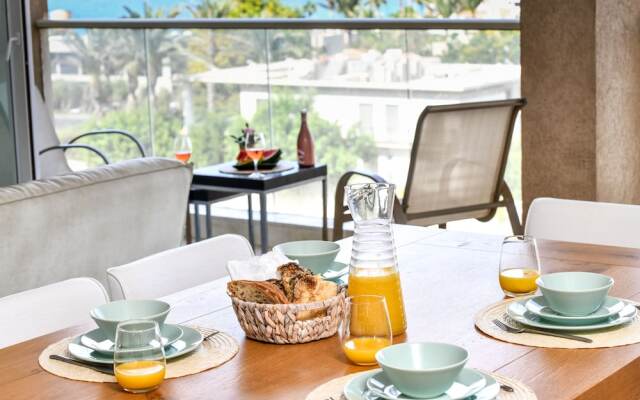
(3, 224), (640, 399)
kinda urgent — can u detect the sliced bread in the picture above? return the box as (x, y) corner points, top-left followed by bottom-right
(227, 280), (289, 304)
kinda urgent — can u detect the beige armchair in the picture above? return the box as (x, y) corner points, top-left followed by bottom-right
(0, 157), (192, 297)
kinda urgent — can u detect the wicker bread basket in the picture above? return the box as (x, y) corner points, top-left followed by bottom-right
(230, 288), (346, 344)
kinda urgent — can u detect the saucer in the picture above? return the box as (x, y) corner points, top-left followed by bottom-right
(68, 325), (203, 365)
(344, 368), (499, 400)
(321, 261), (348, 281)
(80, 324), (183, 354)
(507, 300), (637, 331)
(525, 296), (625, 326)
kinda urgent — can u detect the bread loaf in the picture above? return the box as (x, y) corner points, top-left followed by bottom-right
(293, 275), (339, 320)
(277, 263), (312, 301)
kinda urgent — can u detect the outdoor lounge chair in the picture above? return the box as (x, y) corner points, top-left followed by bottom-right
(334, 98), (526, 239)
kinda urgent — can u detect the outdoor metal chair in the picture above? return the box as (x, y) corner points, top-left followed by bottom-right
(32, 87), (146, 178)
(334, 98), (526, 240)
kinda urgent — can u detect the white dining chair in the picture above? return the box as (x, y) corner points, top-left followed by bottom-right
(525, 197), (640, 248)
(0, 278), (109, 349)
(107, 234), (254, 300)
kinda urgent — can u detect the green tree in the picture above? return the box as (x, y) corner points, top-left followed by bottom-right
(442, 31), (519, 64)
(418, 0), (483, 17)
(324, 0), (484, 18)
(186, 0), (311, 70)
(68, 86), (376, 182)
(322, 0), (387, 17)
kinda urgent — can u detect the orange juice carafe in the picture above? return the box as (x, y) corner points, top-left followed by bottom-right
(346, 183), (407, 336)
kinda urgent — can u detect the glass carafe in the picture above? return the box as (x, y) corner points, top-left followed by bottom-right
(346, 183), (407, 336)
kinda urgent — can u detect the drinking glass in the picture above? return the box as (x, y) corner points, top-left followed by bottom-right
(174, 128), (192, 164)
(498, 235), (541, 297)
(114, 320), (166, 393)
(340, 295), (392, 366)
(245, 131), (266, 178)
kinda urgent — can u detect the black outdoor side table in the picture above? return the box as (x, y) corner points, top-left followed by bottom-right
(190, 161), (328, 251)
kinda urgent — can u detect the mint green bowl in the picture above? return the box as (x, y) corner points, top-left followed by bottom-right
(273, 240), (340, 274)
(375, 342), (469, 398)
(536, 272), (614, 316)
(90, 300), (171, 340)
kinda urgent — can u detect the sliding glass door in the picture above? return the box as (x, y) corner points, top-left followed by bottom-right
(0, 0), (32, 186)
(0, 0), (18, 186)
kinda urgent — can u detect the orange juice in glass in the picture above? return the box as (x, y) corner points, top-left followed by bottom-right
(115, 360), (165, 392)
(340, 295), (392, 365)
(114, 320), (166, 393)
(498, 235), (541, 297)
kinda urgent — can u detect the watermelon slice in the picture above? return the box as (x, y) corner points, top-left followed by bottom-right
(234, 148), (282, 170)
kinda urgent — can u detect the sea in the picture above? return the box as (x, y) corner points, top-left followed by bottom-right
(47, 0), (403, 19)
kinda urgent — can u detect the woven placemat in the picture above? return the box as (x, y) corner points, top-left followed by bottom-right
(475, 297), (640, 349)
(38, 326), (238, 383)
(305, 370), (536, 400)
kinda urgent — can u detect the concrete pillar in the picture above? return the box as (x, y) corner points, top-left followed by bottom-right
(521, 0), (640, 214)
(595, 0), (640, 203)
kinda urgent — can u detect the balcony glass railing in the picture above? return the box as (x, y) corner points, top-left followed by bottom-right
(38, 18), (520, 231)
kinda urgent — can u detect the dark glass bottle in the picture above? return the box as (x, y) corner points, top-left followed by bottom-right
(297, 110), (315, 168)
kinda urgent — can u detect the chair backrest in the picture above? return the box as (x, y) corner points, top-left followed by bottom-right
(0, 157), (192, 297)
(403, 99), (525, 226)
(526, 197), (640, 248)
(107, 234), (254, 300)
(0, 278), (108, 349)
(30, 87), (72, 178)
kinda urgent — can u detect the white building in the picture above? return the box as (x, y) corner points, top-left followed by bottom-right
(191, 47), (519, 186)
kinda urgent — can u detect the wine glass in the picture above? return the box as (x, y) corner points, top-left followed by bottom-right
(340, 295), (392, 366)
(498, 235), (541, 297)
(245, 131), (266, 179)
(174, 127), (192, 164)
(114, 320), (166, 393)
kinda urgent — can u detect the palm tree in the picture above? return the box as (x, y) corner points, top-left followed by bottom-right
(122, 2), (182, 96)
(67, 29), (122, 113)
(417, 0), (484, 17)
(322, 0), (387, 17)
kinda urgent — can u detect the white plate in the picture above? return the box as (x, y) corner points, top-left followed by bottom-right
(344, 368), (499, 400)
(321, 261), (349, 281)
(507, 300), (637, 331)
(525, 296), (625, 326)
(68, 325), (203, 365)
(80, 324), (183, 355)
